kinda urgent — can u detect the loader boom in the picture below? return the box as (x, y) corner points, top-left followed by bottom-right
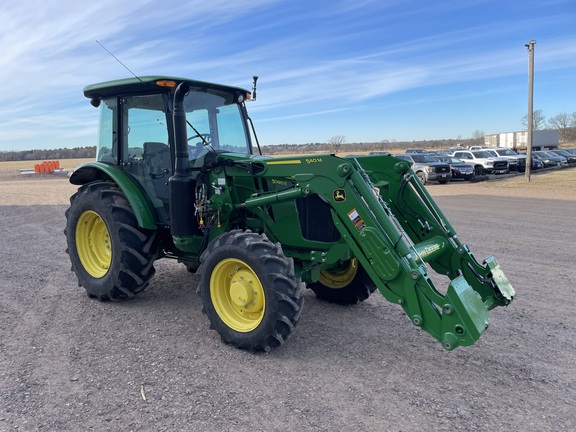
(196, 152), (515, 350)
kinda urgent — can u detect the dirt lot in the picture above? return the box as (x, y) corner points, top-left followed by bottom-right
(1, 168), (575, 431)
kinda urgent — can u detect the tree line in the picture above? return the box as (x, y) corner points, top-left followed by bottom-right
(522, 110), (576, 143)
(261, 137), (483, 155)
(1, 139), (484, 161)
(1, 109), (574, 161)
(0, 146), (96, 162)
(0, 138), (484, 161)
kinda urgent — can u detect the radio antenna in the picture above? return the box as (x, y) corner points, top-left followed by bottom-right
(96, 40), (143, 82)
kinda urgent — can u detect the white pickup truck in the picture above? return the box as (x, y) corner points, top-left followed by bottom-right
(450, 150), (510, 175)
(484, 147), (527, 172)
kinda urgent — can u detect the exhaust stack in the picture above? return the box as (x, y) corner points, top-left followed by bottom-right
(169, 82), (196, 238)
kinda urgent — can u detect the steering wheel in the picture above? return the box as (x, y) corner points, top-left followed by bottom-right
(188, 133), (211, 145)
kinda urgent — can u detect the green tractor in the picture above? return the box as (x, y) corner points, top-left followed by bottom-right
(65, 76), (515, 352)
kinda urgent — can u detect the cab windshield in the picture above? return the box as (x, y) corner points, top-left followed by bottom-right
(184, 91), (251, 156)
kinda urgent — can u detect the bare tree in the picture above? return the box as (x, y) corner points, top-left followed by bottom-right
(521, 109), (546, 130)
(328, 135), (346, 153)
(569, 112), (576, 143)
(547, 113), (574, 143)
(470, 130), (484, 145)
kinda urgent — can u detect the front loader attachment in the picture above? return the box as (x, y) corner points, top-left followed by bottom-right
(341, 155), (514, 349)
(224, 153), (515, 350)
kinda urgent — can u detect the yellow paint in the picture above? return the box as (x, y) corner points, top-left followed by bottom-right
(266, 160), (302, 165)
(210, 258), (265, 332)
(76, 210), (111, 278)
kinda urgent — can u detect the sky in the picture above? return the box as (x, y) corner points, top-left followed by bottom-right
(1, 0), (575, 152)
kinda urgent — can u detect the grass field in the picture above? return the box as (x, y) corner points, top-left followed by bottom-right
(0, 157), (574, 198)
(0, 158), (92, 172)
(445, 166), (576, 200)
(487, 167), (576, 190)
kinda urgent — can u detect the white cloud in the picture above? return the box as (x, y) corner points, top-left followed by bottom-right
(1, 0), (575, 150)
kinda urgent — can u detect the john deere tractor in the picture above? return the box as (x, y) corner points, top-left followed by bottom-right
(65, 76), (515, 352)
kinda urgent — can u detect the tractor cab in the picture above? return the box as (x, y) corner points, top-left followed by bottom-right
(81, 76), (254, 223)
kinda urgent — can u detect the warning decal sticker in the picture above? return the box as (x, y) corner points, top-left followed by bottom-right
(347, 209), (366, 232)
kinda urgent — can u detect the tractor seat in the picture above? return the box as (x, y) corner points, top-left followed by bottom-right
(143, 142), (171, 204)
(143, 142), (171, 179)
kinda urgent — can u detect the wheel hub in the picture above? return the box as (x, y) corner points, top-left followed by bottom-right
(230, 279), (254, 306)
(319, 258), (358, 289)
(76, 210), (112, 278)
(210, 259), (266, 332)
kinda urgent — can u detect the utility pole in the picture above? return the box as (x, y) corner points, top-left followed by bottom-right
(525, 40), (536, 182)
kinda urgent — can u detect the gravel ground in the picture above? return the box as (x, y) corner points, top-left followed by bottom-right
(1, 172), (575, 431)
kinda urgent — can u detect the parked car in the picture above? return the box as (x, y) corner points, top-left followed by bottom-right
(432, 156), (475, 180)
(548, 149), (576, 164)
(517, 154), (546, 170)
(405, 149), (429, 154)
(469, 146), (492, 151)
(531, 157), (545, 170)
(484, 147), (527, 172)
(368, 151), (391, 156)
(394, 154), (452, 184)
(450, 150), (509, 175)
(532, 151), (568, 168)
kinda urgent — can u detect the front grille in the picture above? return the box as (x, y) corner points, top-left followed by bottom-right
(493, 161), (508, 169)
(435, 165), (451, 173)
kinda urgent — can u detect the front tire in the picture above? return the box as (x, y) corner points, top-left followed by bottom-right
(197, 230), (304, 352)
(308, 258), (377, 305)
(65, 182), (158, 301)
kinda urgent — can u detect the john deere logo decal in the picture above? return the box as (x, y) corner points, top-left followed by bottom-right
(333, 189), (346, 202)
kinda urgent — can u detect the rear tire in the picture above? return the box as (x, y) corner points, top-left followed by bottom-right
(308, 258), (377, 305)
(64, 182), (158, 301)
(197, 230), (304, 352)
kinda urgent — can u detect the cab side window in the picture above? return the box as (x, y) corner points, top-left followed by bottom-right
(96, 97), (118, 164)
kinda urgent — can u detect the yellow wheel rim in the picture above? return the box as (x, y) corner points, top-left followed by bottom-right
(210, 258), (265, 332)
(318, 258), (358, 289)
(76, 210), (112, 278)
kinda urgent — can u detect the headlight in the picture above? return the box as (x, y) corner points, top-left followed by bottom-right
(486, 161), (494, 166)
(426, 167), (435, 172)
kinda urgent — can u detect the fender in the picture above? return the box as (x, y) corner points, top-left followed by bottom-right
(69, 162), (157, 230)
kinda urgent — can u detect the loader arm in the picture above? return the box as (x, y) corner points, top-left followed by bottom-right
(223, 153), (515, 350)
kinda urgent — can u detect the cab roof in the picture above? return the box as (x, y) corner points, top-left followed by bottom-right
(83, 75), (250, 100)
